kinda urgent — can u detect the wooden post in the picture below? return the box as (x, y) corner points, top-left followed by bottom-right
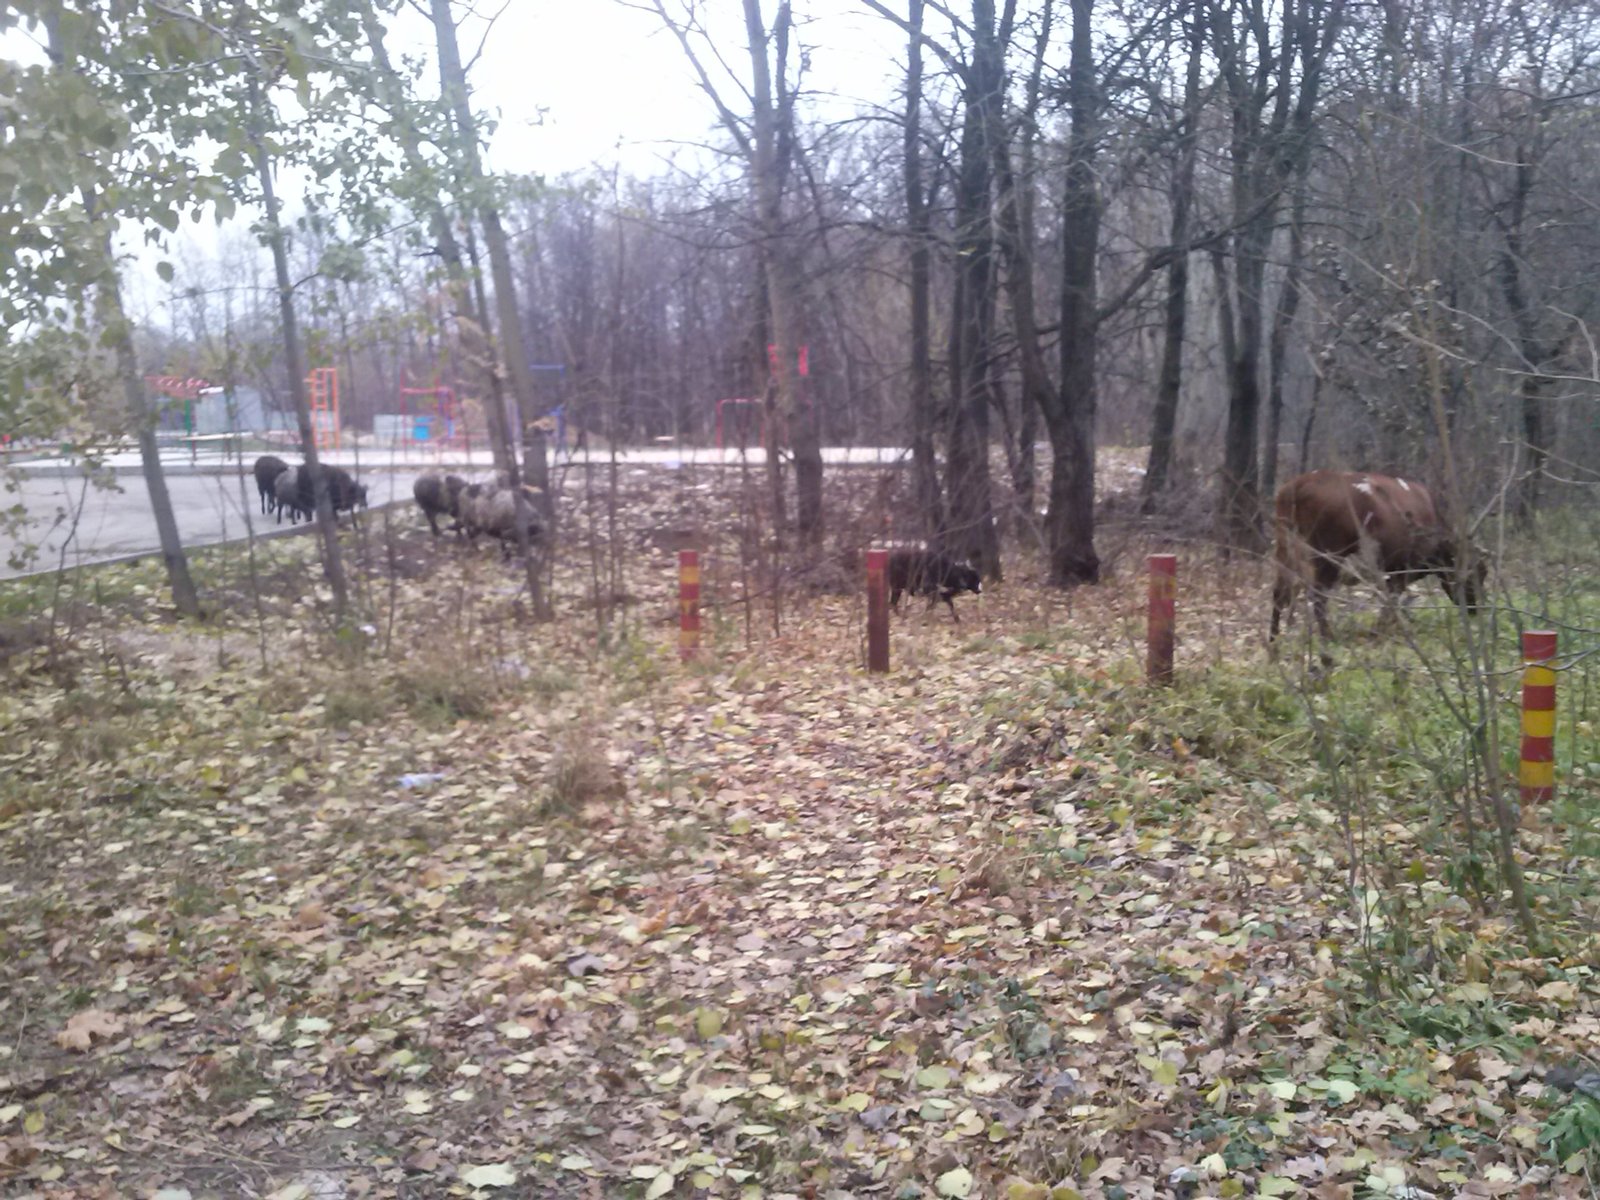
(679, 549), (701, 661)
(1520, 630), (1557, 804)
(866, 548), (890, 674)
(1147, 554), (1177, 685)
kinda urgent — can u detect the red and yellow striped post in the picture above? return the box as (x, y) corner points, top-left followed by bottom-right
(678, 550), (701, 661)
(1147, 554), (1177, 685)
(1520, 630), (1558, 804)
(866, 548), (890, 674)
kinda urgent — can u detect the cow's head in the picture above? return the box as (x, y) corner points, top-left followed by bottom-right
(1421, 530), (1487, 611)
(950, 560), (982, 597)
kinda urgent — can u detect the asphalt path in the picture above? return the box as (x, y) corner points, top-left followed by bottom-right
(2, 471), (425, 580)
(0, 447), (915, 580)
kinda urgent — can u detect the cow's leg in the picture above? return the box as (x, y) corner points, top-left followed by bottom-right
(1270, 569), (1294, 644)
(1310, 559), (1340, 666)
(1377, 574), (1407, 631)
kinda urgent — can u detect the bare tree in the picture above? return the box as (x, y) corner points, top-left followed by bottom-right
(431, 0), (550, 616)
(644, 0), (826, 552)
(1142, 0), (1206, 509)
(1041, 0), (1101, 584)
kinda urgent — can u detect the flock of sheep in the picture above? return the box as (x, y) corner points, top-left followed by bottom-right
(411, 470), (542, 554)
(249, 456), (539, 556)
(252, 455), (368, 525)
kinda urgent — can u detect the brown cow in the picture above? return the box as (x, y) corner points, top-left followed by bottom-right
(1269, 470), (1484, 652)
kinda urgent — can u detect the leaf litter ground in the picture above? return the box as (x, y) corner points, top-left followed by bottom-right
(1, 462), (1597, 1200)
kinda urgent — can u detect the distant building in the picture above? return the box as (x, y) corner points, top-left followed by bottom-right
(155, 386), (294, 435)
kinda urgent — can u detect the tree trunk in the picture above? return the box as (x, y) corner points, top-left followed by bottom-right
(1142, 0), (1203, 511)
(1218, 213), (1271, 551)
(50, 8), (201, 620)
(945, 0), (1003, 576)
(743, 0), (823, 552)
(904, 0), (944, 540)
(98, 242), (202, 618)
(1262, 164), (1309, 507)
(1041, 0), (1100, 585)
(991, 0), (1052, 531)
(432, 0), (549, 616)
(1496, 143), (1550, 522)
(246, 78), (350, 620)
(1212, 0), (1344, 550)
(357, 0), (512, 473)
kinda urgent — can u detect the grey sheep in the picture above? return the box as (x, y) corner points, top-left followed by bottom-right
(459, 481), (541, 557)
(274, 466), (303, 524)
(414, 472), (467, 537)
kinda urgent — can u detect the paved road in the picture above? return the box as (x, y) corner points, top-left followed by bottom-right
(1, 472), (425, 581)
(0, 447), (915, 580)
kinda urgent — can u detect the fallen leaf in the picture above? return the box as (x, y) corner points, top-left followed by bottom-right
(460, 1163), (518, 1188)
(56, 1009), (125, 1052)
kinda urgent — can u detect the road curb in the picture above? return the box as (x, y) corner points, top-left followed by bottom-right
(3, 499), (413, 581)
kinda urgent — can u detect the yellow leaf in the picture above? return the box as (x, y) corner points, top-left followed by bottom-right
(694, 1008), (724, 1039)
(936, 1166), (974, 1197)
(460, 1163), (518, 1188)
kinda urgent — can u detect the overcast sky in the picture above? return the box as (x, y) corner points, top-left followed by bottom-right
(402, 1), (912, 178)
(4, 2), (923, 319)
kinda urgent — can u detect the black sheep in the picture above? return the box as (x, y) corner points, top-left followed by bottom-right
(292, 463), (368, 520)
(413, 472), (467, 537)
(253, 455), (289, 516)
(887, 547), (982, 622)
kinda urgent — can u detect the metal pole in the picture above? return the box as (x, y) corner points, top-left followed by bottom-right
(866, 548), (890, 674)
(1520, 630), (1558, 804)
(1147, 554), (1177, 685)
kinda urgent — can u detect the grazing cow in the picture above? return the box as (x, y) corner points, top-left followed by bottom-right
(887, 547), (983, 622)
(253, 455), (289, 516)
(1269, 470), (1484, 653)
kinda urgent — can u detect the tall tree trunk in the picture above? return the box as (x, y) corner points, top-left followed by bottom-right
(1213, 0), (1344, 549)
(992, 0), (1052, 530)
(1142, 0), (1204, 510)
(1262, 162), (1309, 507)
(246, 78), (351, 619)
(1496, 142), (1550, 522)
(1040, 0), (1101, 585)
(904, 0), (944, 540)
(945, 0), (1003, 576)
(357, 0), (512, 472)
(97, 238), (202, 617)
(432, 0), (549, 616)
(1218, 213), (1272, 550)
(48, 8), (201, 620)
(744, 0), (823, 552)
